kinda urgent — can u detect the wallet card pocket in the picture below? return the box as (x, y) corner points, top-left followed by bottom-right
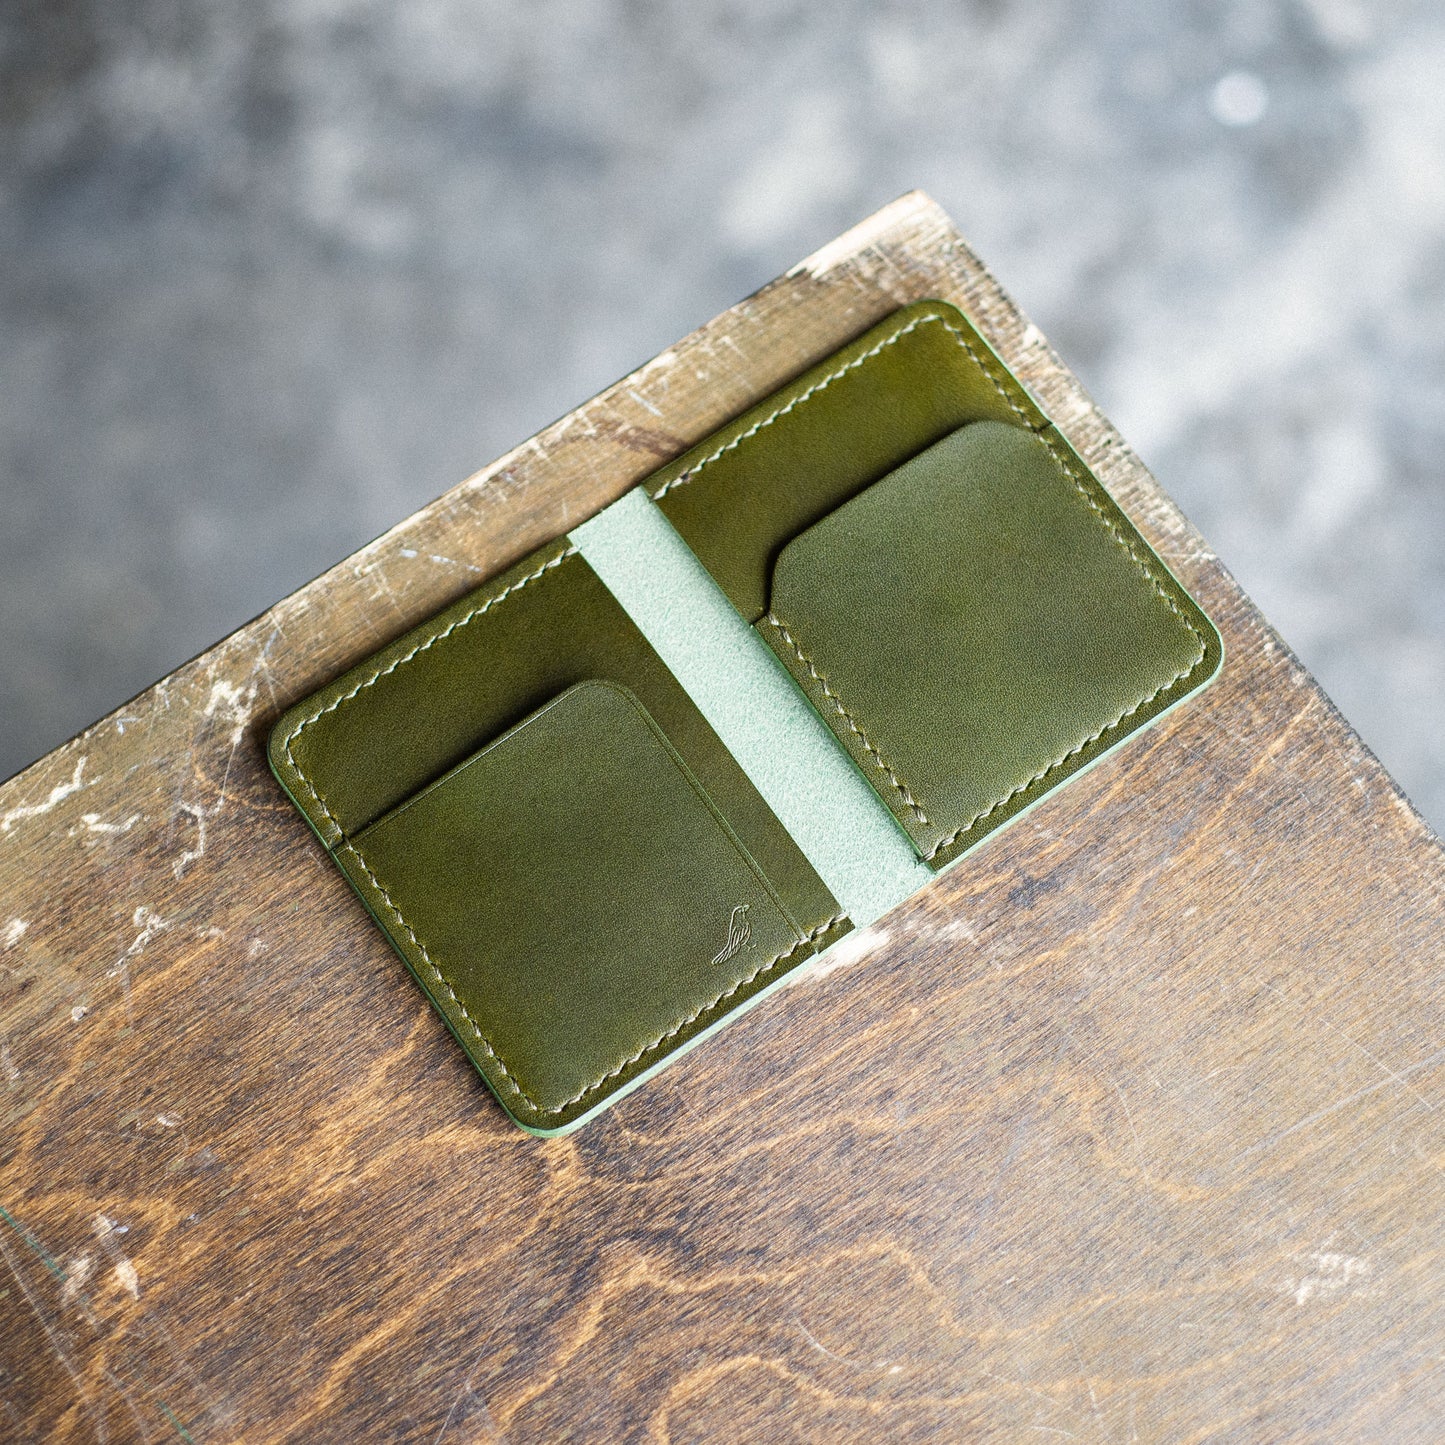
(339, 678), (814, 1133)
(757, 421), (1220, 868)
(271, 297), (1222, 1134)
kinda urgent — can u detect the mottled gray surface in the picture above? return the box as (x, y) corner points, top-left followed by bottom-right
(2, 0), (1442, 830)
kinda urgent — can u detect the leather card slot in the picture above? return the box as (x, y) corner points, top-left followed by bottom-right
(270, 544), (841, 959)
(340, 679), (826, 1133)
(652, 299), (1045, 624)
(756, 420), (1221, 870)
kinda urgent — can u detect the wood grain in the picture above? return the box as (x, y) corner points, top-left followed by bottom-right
(2, 192), (1442, 1443)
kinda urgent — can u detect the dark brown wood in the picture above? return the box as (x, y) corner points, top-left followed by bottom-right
(2, 192), (1443, 1443)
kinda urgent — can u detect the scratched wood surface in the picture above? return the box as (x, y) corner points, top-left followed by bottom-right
(3, 192), (1444, 1443)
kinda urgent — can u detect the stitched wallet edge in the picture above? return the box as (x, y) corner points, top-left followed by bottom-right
(267, 297), (1224, 1133)
(757, 419), (1222, 869)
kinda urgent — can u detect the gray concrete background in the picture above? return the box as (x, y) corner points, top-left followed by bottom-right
(2, 0), (1442, 830)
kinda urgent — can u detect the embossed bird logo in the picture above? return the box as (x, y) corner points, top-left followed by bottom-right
(712, 903), (751, 965)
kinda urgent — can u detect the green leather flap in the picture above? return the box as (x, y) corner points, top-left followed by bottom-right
(756, 421), (1221, 868)
(269, 546), (846, 1133)
(269, 546), (840, 942)
(652, 299), (1044, 622)
(337, 680), (822, 1134)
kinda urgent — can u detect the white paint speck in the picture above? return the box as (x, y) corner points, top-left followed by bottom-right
(92, 1214), (138, 1301)
(0, 757), (90, 833)
(113, 1259), (140, 1299)
(203, 678), (255, 728)
(625, 386), (663, 419)
(70, 1004), (88, 1023)
(796, 926), (892, 985)
(106, 907), (170, 1024)
(396, 548), (481, 574)
(199, 677), (259, 804)
(1291, 1250), (1370, 1305)
(1210, 70), (1270, 128)
(60, 1253), (94, 1302)
(156, 1113), (181, 1128)
(2, 918), (27, 949)
(77, 812), (142, 837)
(172, 801), (210, 879)
(114, 906), (169, 967)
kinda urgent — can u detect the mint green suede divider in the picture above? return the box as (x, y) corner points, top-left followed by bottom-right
(571, 487), (932, 928)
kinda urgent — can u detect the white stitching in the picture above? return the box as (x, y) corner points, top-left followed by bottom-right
(280, 546), (577, 835)
(345, 827), (845, 1121)
(286, 533), (844, 1120)
(684, 307), (1210, 853)
(922, 650), (1205, 861)
(288, 312), (959, 813)
(765, 612), (929, 827)
(651, 313), (982, 499)
(538, 912), (846, 1114)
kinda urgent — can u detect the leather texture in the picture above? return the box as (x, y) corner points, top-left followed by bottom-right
(269, 543), (845, 1134)
(757, 420), (1220, 867)
(651, 299), (1047, 623)
(269, 296), (1221, 1133)
(270, 540), (839, 933)
(342, 680), (815, 1132)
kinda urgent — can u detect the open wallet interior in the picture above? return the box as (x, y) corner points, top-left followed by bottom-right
(269, 300), (1222, 1134)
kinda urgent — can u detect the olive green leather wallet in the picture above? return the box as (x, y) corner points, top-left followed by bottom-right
(270, 300), (1221, 1134)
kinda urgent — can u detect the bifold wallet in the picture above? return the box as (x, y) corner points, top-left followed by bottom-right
(270, 299), (1222, 1134)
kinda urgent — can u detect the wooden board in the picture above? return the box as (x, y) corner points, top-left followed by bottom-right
(3, 192), (1443, 1443)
